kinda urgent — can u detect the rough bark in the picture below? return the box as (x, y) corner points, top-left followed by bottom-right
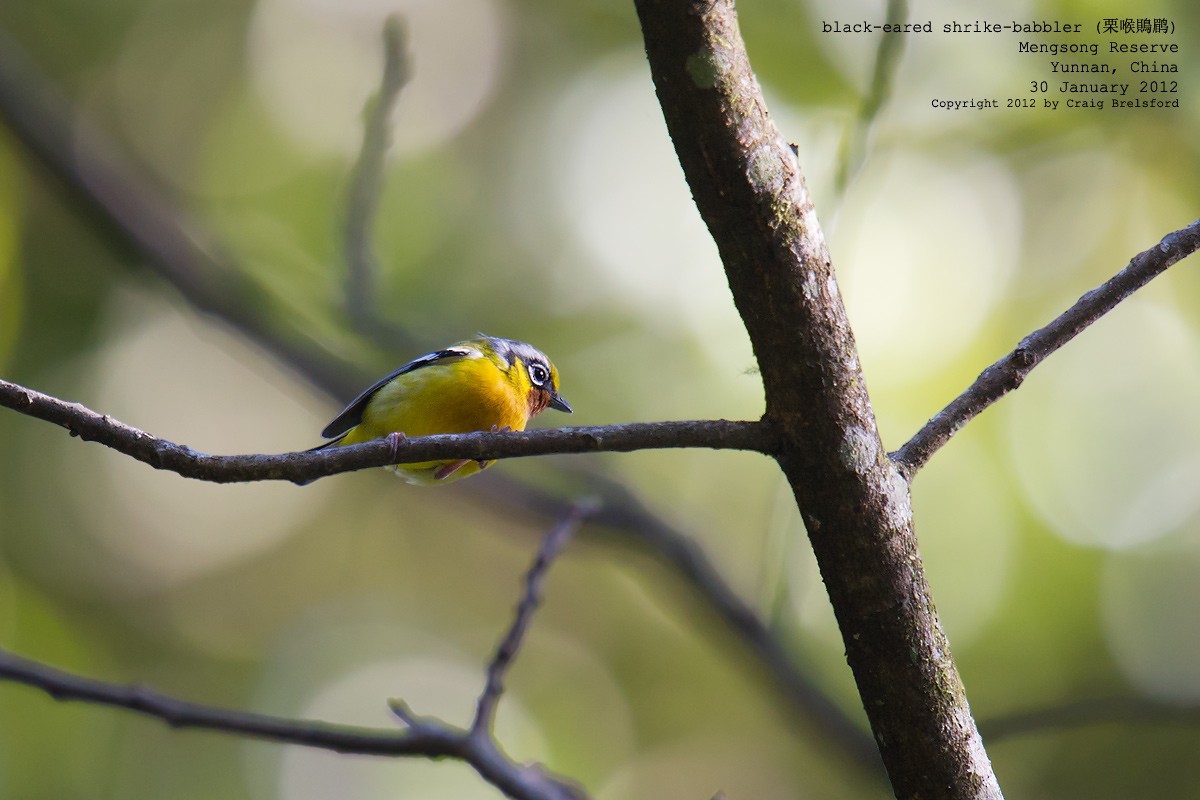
(634, 1), (1003, 797)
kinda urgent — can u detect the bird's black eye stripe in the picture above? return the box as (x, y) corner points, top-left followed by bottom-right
(528, 362), (550, 386)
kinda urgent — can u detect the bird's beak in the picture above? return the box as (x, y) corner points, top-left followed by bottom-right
(549, 393), (573, 413)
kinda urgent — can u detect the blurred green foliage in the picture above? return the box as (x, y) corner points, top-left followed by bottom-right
(1, 0), (1199, 798)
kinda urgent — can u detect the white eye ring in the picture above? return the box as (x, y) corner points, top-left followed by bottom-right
(528, 363), (549, 386)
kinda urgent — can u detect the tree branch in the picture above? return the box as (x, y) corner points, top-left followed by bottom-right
(0, 646), (450, 754)
(892, 217), (1200, 477)
(0, 651), (581, 800)
(0, 377), (776, 483)
(635, 1), (1000, 797)
(0, 507), (593, 800)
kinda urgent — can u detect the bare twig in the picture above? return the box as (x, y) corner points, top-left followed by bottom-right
(0, 650), (582, 800)
(0, 377), (775, 483)
(333, 16), (877, 776)
(465, 472), (882, 772)
(473, 503), (590, 735)
(893, 218), (1200, 478)
(0, 645), (457, 756)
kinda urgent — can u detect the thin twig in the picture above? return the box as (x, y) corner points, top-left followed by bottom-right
(0, 647), (581, 800)
(473, 503), (591, 735)
(0, 645), (459, 756)
(464, 473), (883, 772)
(0, 377), (776, 483)
(893, 218), (1200, 478)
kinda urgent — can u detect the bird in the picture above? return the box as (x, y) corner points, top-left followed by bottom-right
(314, 335), (571, 484)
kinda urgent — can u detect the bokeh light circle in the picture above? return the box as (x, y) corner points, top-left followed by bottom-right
(1007, 302), (1200, 550)
(832, 150), (1021, 388)
(67, 294), (330, 588)
(1102, 536), (1200, 702)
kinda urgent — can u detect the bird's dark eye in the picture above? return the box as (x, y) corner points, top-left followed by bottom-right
(528, 362), (549, 386)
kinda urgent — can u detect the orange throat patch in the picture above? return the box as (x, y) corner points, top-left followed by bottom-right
(527, 389), (551, 417)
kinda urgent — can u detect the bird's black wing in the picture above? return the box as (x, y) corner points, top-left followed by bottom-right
(318, 347), (475, 440)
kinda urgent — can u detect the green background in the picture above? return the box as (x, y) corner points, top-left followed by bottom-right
(1, 0), (1198, 797)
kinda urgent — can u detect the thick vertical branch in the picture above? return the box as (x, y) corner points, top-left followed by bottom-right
(633, 2), (1001, 798)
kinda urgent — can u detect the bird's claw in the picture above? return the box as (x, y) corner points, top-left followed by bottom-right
(478, 424), (512, 467)
(384, 431), (406, 460)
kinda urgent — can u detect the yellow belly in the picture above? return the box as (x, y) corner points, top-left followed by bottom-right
(338, 357), (529, 485)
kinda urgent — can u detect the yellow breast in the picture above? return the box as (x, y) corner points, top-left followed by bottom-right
(337, 354), (530, 484)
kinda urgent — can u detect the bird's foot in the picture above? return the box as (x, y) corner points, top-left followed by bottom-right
(433, 459), (470, 481)
(384, 431), (407, 461)
(479, 425), (512, 467)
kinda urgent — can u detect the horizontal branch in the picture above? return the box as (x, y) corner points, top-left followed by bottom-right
(0, 378), (778, 484)
(893, 218), (1200, 477)
(0, 646), (449, 754)
(0, 646), (584, 800)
